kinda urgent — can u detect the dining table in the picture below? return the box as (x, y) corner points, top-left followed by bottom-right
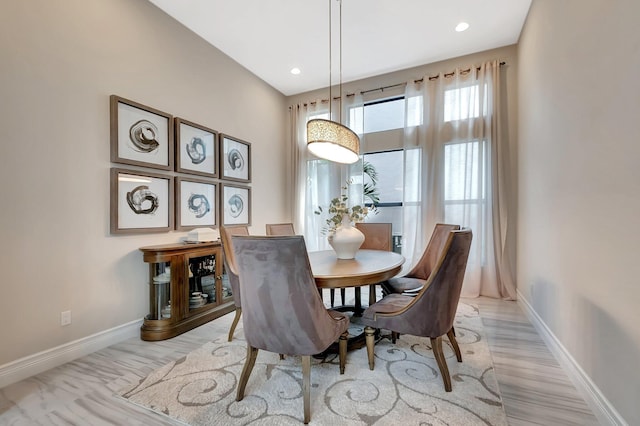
(308, 249), (405, 353)
(308, 248), (405, 311)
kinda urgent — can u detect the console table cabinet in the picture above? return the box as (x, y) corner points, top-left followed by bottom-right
(139, 241), (234, 341)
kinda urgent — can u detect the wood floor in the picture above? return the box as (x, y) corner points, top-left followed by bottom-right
(0, 295), (600, 425)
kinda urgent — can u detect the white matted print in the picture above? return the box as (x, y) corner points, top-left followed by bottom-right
(175, 118), (218, 178)
(110, 95), (173, 170)
(176, 178), (217, 230)
(110, 168), (173, 234)
(221, 184), (251, 226)
(220, 134), (251, 182)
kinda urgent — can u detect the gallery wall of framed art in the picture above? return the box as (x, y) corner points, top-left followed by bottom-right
(109, 94), (252, 234)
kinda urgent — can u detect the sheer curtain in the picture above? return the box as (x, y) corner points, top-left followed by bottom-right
(290, 94), (365, 252)
(402, 60), (516, 299)
(291, 61), (515, 299)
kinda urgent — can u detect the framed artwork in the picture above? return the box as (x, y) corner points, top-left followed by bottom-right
(176, 177), (218, 231)
(110, 168), (174, 234)
(220, 134), (251, 182)
(221, 183), (251, 226)
(175, 118), (218, 178)
(110, 95), (174, 170)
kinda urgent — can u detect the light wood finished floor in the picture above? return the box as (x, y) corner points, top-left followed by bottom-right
(0, 295), (600, 425)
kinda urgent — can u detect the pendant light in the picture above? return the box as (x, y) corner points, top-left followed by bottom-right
(307, 0), (360, 164)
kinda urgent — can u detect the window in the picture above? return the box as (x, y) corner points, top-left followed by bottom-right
(443, 83), (487, 122)
(349, 96), (422, 134)
(443, 139), (487, 263)
(361, 149), (406, 253)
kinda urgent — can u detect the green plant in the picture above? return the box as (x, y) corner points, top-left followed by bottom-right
(314, 181), (375, 234)
(363, 160), (380, 205)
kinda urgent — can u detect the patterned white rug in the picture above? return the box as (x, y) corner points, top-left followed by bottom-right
(118, 303), (506, 425)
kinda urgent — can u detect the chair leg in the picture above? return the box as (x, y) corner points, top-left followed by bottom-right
(236, 345), (259, 401)
(340, 288), (346, 305)
(330, 289), (335, 307)
(302, 355), (311, 424)
(391, 331), (399, 344)
(227, 307), (242, 342)
(339, 331), (348, 374)
(447, 328), (462, 362)
(431, 336), (452, 392)
(365, 326), (375, 370)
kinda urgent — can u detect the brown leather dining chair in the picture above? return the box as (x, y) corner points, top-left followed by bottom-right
(219, 225), (249, 342)
(355, 222), (393, 306)
(381, 223), (460, 296)
(232, 235), (349, 424)
(362, 228), (472, 392)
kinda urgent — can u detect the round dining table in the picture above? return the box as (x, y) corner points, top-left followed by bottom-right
(308, 249), (405, 289)
(307, 249), (404, 353)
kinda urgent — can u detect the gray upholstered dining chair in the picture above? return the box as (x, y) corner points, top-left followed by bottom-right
(219, 225), (249, 342)
(232, 235), (349, 424)
(266, 222), (336, 307)
(362, 228), (472, 392)
(265, 222), (296, 236)
(381, 223), (460, 296)
(355, 222), (393, 306)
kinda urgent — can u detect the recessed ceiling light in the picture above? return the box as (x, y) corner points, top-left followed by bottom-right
(290, 67), (301, 75)
(455, 22), (469, 32)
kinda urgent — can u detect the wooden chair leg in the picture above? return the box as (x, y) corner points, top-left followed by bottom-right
(302, 355), (311, 424)
(330, 289), (335, 307)
(431, 336), (452, 392)
(339, 331), (348, 374)
(340, 288), (346, 305)
(447, 328), (462, 362)
(391, 331), (399, 343)
(365, 326), (375, 370)
(227, 307), (242, 342)
(236, 345), (259, 401)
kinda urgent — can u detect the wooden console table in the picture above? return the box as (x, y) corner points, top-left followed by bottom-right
(139, 241), (234, 341)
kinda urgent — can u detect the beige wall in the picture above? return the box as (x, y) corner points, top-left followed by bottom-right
(517, 0), (640, 423)
(0, 0), (288, 365)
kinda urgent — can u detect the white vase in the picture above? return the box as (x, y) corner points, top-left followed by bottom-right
(328, 214), (365, 259)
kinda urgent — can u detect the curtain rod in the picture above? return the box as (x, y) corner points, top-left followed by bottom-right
(354, 61), (506, 96)
(299, 61), (506, 106)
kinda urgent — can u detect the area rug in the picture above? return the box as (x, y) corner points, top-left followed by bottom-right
(118, 303), (506, 425)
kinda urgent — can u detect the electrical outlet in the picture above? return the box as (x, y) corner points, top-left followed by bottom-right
(61, 310), (72, 326)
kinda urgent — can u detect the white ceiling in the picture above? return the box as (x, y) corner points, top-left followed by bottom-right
(148, 0), (531, 96)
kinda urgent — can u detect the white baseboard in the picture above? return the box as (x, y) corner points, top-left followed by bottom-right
(516, 290), (628, 426)
(0, 319), (142, 389)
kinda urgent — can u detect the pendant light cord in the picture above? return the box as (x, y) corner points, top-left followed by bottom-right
(339, 0), (343, 121)
(328, 0), (332, 119)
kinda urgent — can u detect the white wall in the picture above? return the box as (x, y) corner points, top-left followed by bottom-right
(0, 0), (288, 366)
(517, 0), (640, 423)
